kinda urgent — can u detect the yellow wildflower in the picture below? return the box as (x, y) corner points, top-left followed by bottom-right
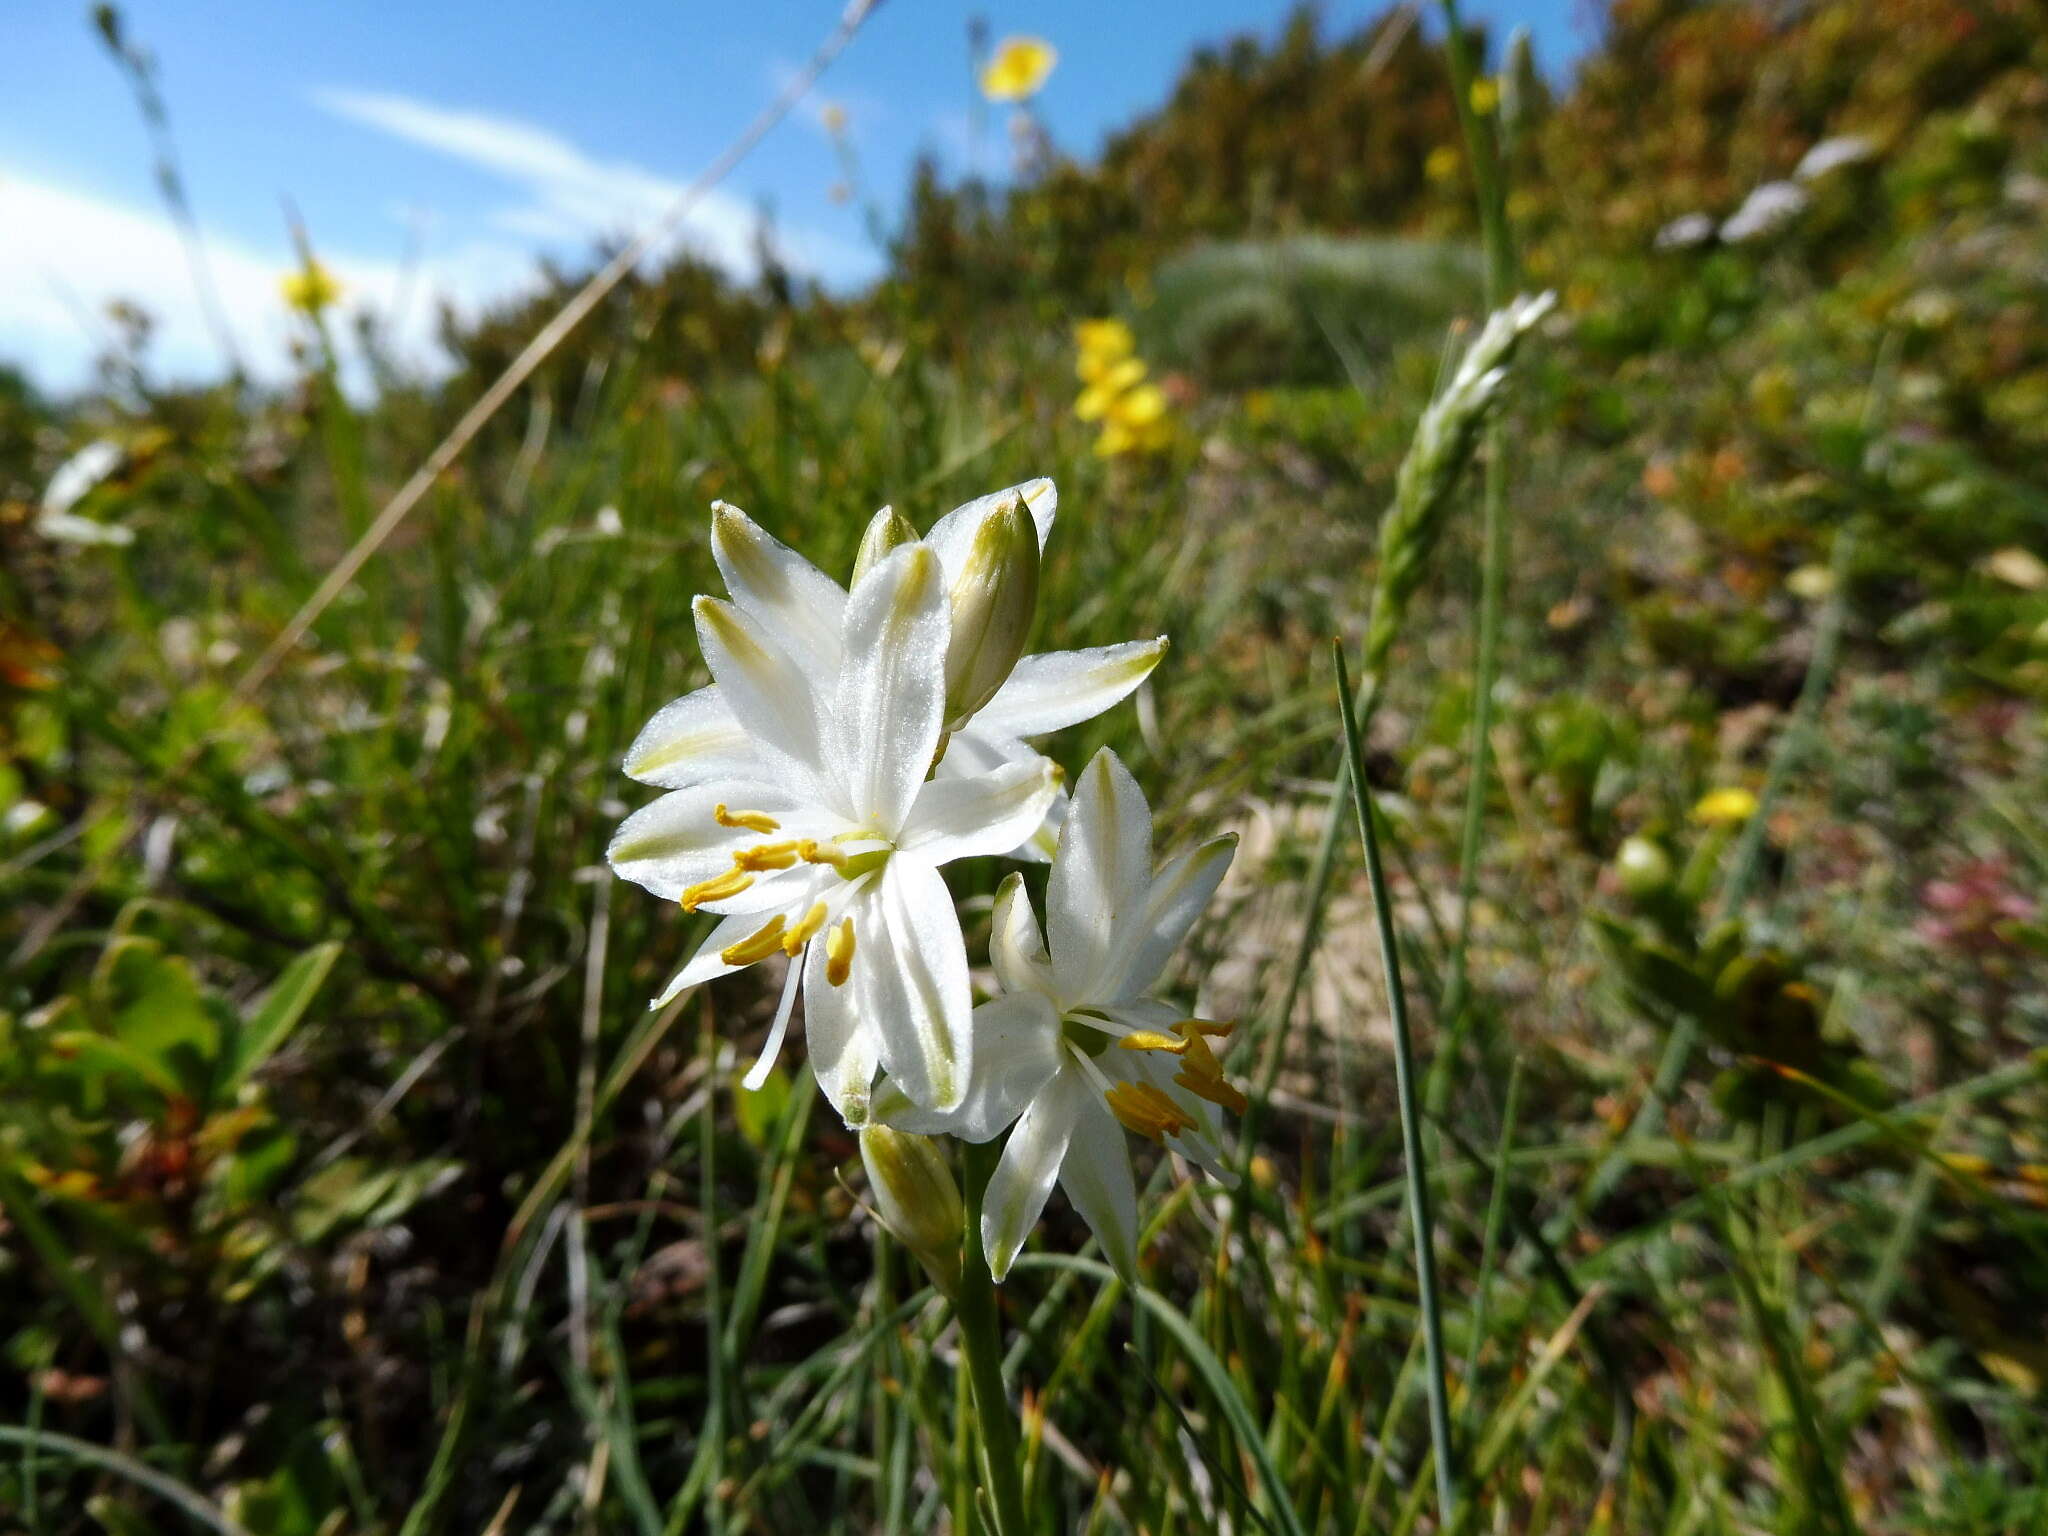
(980, 36), (1057, 102)
(1692, 787), (1760, 825)
(280, 259), (342, 316)
(1075, 358), (1147, 419)
(1470, 77), (1500, 115)
(1426, 145), (1462, 184)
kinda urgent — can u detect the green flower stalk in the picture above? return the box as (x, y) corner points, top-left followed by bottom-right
(1361, 290), (1554, 689)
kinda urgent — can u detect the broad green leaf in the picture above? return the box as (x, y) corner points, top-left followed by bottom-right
(224, 940), (341, 1092)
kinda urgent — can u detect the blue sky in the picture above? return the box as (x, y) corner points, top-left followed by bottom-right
(0, 1), (1593, 392)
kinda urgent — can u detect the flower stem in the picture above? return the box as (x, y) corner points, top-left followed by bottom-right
(1334, 640), (1459, 1523)
(956, 1140), (1032, 1536)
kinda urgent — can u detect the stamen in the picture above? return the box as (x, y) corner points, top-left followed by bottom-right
(1117, 1031), (1191, 1055)
(1171, 1019), (1250, 1116)
(720, 914), (788, 966)
(798, 838), (849, 871)
(1173, 1063), (1250, 1117)
(783, 901), (829, 957)
(680, 868), (755, 912)
(825, 917), (857, 986)
(1105, 1082), (1195, 1143)
(714, 804), (781, 834)
(734, 840), (802, 872)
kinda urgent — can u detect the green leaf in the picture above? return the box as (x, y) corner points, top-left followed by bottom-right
(47, 1029), (184, 1101)
(94, 939), (226, 1102)
(224, 940), (341, 1092)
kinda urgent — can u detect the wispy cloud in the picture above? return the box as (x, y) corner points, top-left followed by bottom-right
(0, 166), (534, 392)
(314, 88), (872, 284)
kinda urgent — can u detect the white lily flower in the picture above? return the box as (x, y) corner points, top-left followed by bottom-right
(618, 477), (1162, 875)
(881, 748), (1242, 1283)
(607, 535), (1057, 1125)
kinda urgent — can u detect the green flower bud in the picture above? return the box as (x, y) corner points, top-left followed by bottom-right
(1615, 835), (1674, 899)
(852, 505), (918, 586)
(859, 1126), (962, 1299)
(942, 497), (1039, 730)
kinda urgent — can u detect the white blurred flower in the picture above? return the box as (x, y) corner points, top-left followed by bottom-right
(1720, 181), (1809, 243)
(1794, 135), (1876, 182)
(1654, 212), (1716, 251)
(42, 440), (121, 515)
(881, 749), (1240, 1282)
(36, 439), (132, 545)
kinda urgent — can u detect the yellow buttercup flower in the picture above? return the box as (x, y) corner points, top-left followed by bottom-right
(981, 36), (1057, 102)
(1075, 358), (1146, 420)
(1692, 787), (1760, 825)
(280, 259), (342, 316)
(1073, 319), (1172, 456)
(1470, 77), (1501, 115)
(1426, 144), (1462, 184)
(1074, 318), (1134, 362)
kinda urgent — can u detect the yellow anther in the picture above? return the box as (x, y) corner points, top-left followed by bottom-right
(733, 840), (802, 872)
(1173, 1065), (1249, 1117)
(720, 914), (788, 966)
(798, 838), (849, 871)
(783, 901), (829, 957)
(1105, 1082), (1194, 1143)
(715, 804), (781, 834)
(825, 917), (857, 986)
(680, 868), (756, 912)
(1168, 1019), (1249, 1117)
(1117, 1030), (1191, 1055)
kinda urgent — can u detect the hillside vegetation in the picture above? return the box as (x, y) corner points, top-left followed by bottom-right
(3, 1), (2046, 1531)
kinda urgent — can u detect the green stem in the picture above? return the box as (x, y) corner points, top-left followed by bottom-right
(1431, 0), (1519, 1103)
(1334, 642), (1459, 1522)
(956, 1141), (1032, 1536)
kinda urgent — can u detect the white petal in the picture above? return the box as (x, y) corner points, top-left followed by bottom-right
(1098, 834), (1237, 1003)
(1048, 749), (1154, 1003)
(832, 543), (949, 835)
(742, 956), (805, 1090)
(711, 502), (847, 670)
(982, 1065), (1085, 1281)
(876, 990), (1062, 1143)
(1058, 1095), (1142, 1283)
(973, 637), (1166, 739)
(896, 757), (1058, 865)
(606, 781), (821, 901)
(694, 596), (825, 784)
(924, 477), (1057, 573)
(804, 921), (880, 1126)
(988, 872), (1055, 999)
(650, 912), (768, 1007)
(621, 685), (762, 788)
(859, 863), (973, 1112)
(936, 728), (1060, 863)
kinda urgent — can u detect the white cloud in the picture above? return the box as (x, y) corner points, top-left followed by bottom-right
(0, 166), (538, 393)
(314, 88), (871, 285)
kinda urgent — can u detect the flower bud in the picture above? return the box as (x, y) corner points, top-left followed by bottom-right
(941, 497), (1039, 730)
(852, 505), (918, 586)
(859, 1126), (962, 1299)
(1615, 835), (1674, 899)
